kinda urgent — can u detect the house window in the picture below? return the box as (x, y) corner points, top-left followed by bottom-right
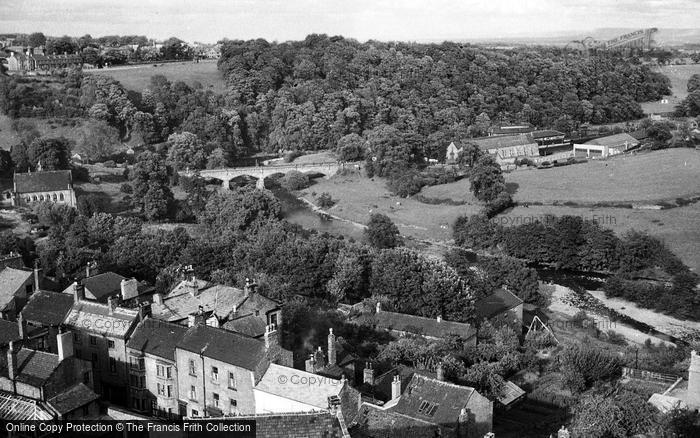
(157, 383), (165, 396)
(212, 393), (219, 408)
(189, 359), (196, 376)
(129, 356), (144, 370)
(230, 399), (237, 408)
(268, 312), (277, 327)
(89, 336), (97, 346)
(189, 385), (197, 400)
(109, 357), (117, 373)
(228, 372), (236, 390)
(59, 193), (64, 201)
(191, 409), (199, 417)
(74, 333), (82, 344)
(167, 385), (172, 398)
(91, 353), (98, 366)
(52, 194), (57, 202)
(83, 372), (90, 384)
(166, 366), (172, 379)
(32, 195), (37, 202)
(211, 366), (218, 382)
(75, 348), (82, 358)
(130, 374), (139, 388)
(107, 340), (115, 349)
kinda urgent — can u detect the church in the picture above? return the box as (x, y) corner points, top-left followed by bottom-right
(10, 166), (77, 208)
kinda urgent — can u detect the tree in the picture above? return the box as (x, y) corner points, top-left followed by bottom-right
(453, 214), (501, 250)
(336, 133), (365, 161)
(27, 32), (46, 48)
(76, 121), (119, 162)
(280, 170), (310, 190)
(559, 344), (623, 393)
(129, 151), (174, 220)
(570, 391), (657, 438)
(27, 137), (71, 170)
(457, 143), (483, 169)
(199, 186), (282, 237)
(165, 132), (206, 171)
(687, 73), (700, 93)
(206, 148), (229, 169)
(364, 213), (402, 249)
(469, 155), (506, 202)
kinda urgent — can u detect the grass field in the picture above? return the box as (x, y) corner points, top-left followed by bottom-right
(90, 60), (225, 93)
(506, 149), (700, 203)
(0, 115), (89, 151)
(641, 63), (700, 114)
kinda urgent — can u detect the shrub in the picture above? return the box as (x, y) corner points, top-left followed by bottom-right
(103, 160), (116, 168)
(283, 151), (302, 163)
(120, 183), (133, 194)
(559, 344), (623, 393)
(70, 166), (90, 182)
(481, 191), (514, 218)
(281, 170), (310, 190)
(387, 170), (425, 197)
(316, 192), (335, 208)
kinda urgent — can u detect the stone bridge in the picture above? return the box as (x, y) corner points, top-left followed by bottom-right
(182, 162), (343, 189)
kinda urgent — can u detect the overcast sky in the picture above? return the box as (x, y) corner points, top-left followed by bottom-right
(1, 0), (697, 43)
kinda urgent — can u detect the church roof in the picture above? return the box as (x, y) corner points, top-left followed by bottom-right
(14, 170), (72, 193)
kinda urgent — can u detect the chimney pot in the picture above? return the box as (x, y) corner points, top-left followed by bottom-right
(107, 296), (117, 315)
(375, 302), (381, 313)
(391, 375), (401, 400)
(7, 341), (18, 381)
(437, 315), (442, 323)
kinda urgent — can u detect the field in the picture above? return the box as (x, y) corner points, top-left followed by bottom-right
(89, 60), (224, 93)
(0, 115), (89, 152)
(641, 63), (700, 114)
(507, 149), (700, 203)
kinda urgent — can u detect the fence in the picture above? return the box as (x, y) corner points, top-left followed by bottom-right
(622, 367), (680, 384)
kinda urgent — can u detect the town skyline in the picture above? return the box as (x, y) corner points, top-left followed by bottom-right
(2, 0), (699, 44)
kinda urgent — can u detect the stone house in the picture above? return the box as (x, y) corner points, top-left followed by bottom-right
(0, 267), (39, 321)
(11, 170), (77, 208)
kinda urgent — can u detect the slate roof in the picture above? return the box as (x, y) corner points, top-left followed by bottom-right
(353, 309), (476, 340)
(152, 278), (279, 324)
(474, 288), (524, 321)
(14, 170), (72, 193)
(471, 134), (537, 151)
(126, 318), (189, 361)
(0, 320), (21, 346)
(176, 324), (267, 371)
(10, 348), (60, 387)
(21, 290), (74, 326)
(584, 133), (640, 149)
(351, 403), (440, 438)
(222, 314), (268, 338)
(0, 267), (33, 310)
(47, 383), (99, 415)
(392, 374), (475, 427)
(498, 380), (526, 406)
(63, 300), (139, 338)
(208, 412), (343, 438)
(255, 363), (344, 409)
(83, 272), (126, 302)
(0, 390), (54, 421)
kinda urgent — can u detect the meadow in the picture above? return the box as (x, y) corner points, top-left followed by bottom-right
(89, 60), (225, 93)
(641, 63), (700, 113)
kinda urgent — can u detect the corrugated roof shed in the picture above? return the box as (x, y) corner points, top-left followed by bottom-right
(0, 390), (54, 421)
(585, 133), (640, 149)
(471, 134), (537, 151)
(14, 170), (72, 193)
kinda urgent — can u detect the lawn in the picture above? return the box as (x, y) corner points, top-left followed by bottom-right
(89, 60), (225, 93)
(0, 115), (88, 152)
(299, 173), (482, 242)
(505, 149), (700, 203)
(641, 63), (700, 114)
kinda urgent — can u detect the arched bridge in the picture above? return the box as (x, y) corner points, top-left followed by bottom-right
(182, 161), (343, 189)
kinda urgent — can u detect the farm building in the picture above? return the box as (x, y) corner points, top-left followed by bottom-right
(445, 142), (463, 163)
(471, 134), (540, 164)
(574, 133), (640, 159)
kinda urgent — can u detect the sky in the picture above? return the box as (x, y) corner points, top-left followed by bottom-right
(1, 0), (698, 43)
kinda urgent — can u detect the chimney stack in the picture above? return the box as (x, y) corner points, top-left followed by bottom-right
(436, 363), (445, 381)
(120, 278), (139, 301)
(138, 302), (151, 320)
(689, 350), (700, 408)
(391, 375), (401, 400)
(305, 353), (316, 373)
(436, 315), (442, 323)
(375, 302), (381, 313)
(244, 278), (251, 298)
(363, 362), (375, 386)
(57, 330), (74, 362)
(107, 296), (117, 315)
(33, 261), (41, 292)
(86, 261), (97, 278)
(327, 328), (336, 366)
(17, 313), (26, 340)
(73, 281), (85, 303)
(153, 293), (163, 305)
(314, 346), (326, 369)
(7, 341), (18, 382)
(189, 278), (200, 297)
(264, 324), (278, 350)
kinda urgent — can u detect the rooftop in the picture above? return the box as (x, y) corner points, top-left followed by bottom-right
(474, 288), (524, 321)
(63, 300), (139, 338)
(82, 272), (127, 302)
(176, 324), (267, 371)
(353, 307), (476, 340)
(47, 383), (99, 415)
(392, 374), (476, 427)
(0, 267), (33, 310)
(21, 290), (74, 326)
(351, 402), (440, 438)
(14, 170), (72, 194)
(205, 411), (343, 438)
(0, 319), (20, 346)
(531, 130), (566, 139)
(471, 134), (537, 151)
(584, 132), (640, 148)
(222, 314), (268, 338)
(0, 390), (54, 421)
(126, 318), (189, 361)
(255, 363), (344, 409)
(3, 348), (60, 388)
(152, 278), (278, 324)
